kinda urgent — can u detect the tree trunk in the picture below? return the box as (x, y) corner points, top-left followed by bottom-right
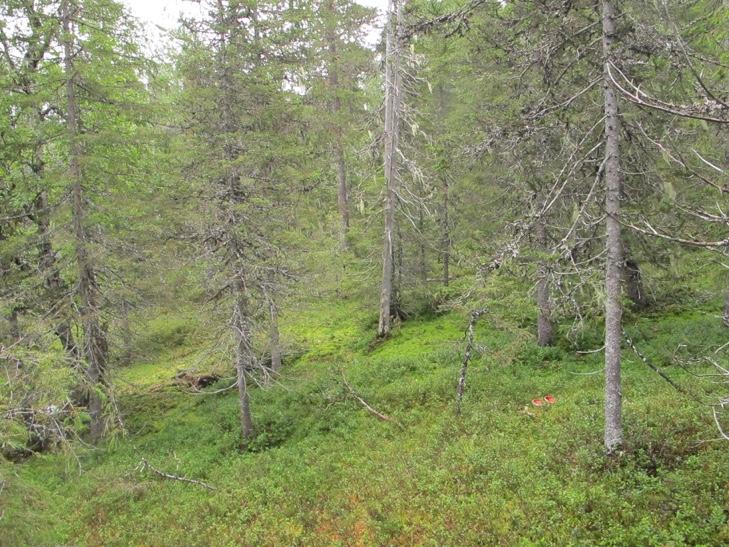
(394, 219), (403, 320)
(268, 294), (282, 375)
(215, 1), (257, 445)
(456, 309), (485, 414)
(378, 0), (404, 338)
(723, 291), (729, 328)
(14, 4), (79, 366)
(418, 207), (427, 284)
(232, 278), (254, 446)
(34, 190), (81, 365)
(63, 1), (108, 442)
(602, 0), (623, 454)
(436, 83), (451, 287)
(535, 218), (554, 347)
(624, 258), (647, 310)
(335, 143), (349, 249)
(441, 176), (450, 287)
(326, 1), (349, 249)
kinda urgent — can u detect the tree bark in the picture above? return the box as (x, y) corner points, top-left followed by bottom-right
(440, 176), (450, 287)
(723, 291), (729, 328)
(63, 0), (108, 442)
(394, 219), (404, 319)
(268, 293), (282, 375)
(436, 83), (450, 287)
(456, 309), (485, 414)
(535, 218), (554, 347)
(335, 142), (349, 248)
(602, 0), (623, 454)
(34, 190), (81, 364)
(215, 0), (256, 445)
(417, 207), (427, 283)
(232, 278), (255, 446)
(378, 0), (404, 338)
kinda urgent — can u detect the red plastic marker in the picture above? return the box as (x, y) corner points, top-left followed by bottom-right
(544, 394), (556, 404)
(531, 398), (544, 406)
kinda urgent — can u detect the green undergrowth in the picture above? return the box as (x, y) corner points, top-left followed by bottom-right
(2, 296), (729, 546)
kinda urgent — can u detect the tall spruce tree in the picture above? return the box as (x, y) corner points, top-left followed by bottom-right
(177, 0), (305, 446)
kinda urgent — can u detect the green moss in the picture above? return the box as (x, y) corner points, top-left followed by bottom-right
(4, 295), (729, 545)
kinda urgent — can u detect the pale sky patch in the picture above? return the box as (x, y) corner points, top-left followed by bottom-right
(121, 0), (388, 50)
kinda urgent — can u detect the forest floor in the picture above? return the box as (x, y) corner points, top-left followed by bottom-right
(2, 293), (729, 545)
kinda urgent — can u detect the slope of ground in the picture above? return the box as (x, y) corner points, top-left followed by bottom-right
(2, 295), (729, 546)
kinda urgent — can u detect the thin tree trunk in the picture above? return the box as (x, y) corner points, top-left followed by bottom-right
(723, 291), (729, 327)
(326, 1), (349, 249)
(16, 7), (79, 365)
(535, 217), (554, 347)
(436, 83), (450, 287)
(456, 309), (485, 414)
(602, 0), (623, 454)
(232, 278), (255, 446)
(34, 190), (81, 364)
(335, 143), (349, 248)
(216, 0), (256, 445)
(268, 294), (282, 375)
(378, 0), (404, 338)
(394, 219), (403, 320)
(63, 1), (108, 442)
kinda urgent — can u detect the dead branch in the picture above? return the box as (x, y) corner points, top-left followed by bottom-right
(708, 358), (729, 441)
(456, 308), (487, 414)
(624, 219), (729, 250)
(712, 406), (729, 441)
(576, 345), (605, 354)
(607, 62), (729, 124)
(341, 371), (404, 428)
(623, 330), (701, 402)
(135, 458), (216, 490)
(692, 149), (726, 175)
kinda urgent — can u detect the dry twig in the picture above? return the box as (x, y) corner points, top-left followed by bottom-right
(135, 458), (216, 490)
(341, 371), (403, 428)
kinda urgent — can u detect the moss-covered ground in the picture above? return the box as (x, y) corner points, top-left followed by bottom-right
(2, 292), (729, 546)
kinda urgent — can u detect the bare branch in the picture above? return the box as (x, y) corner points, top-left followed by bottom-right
(607, 62), (729, 124)
(135, 458), (216, 490)
(341, 371), (403, 428)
